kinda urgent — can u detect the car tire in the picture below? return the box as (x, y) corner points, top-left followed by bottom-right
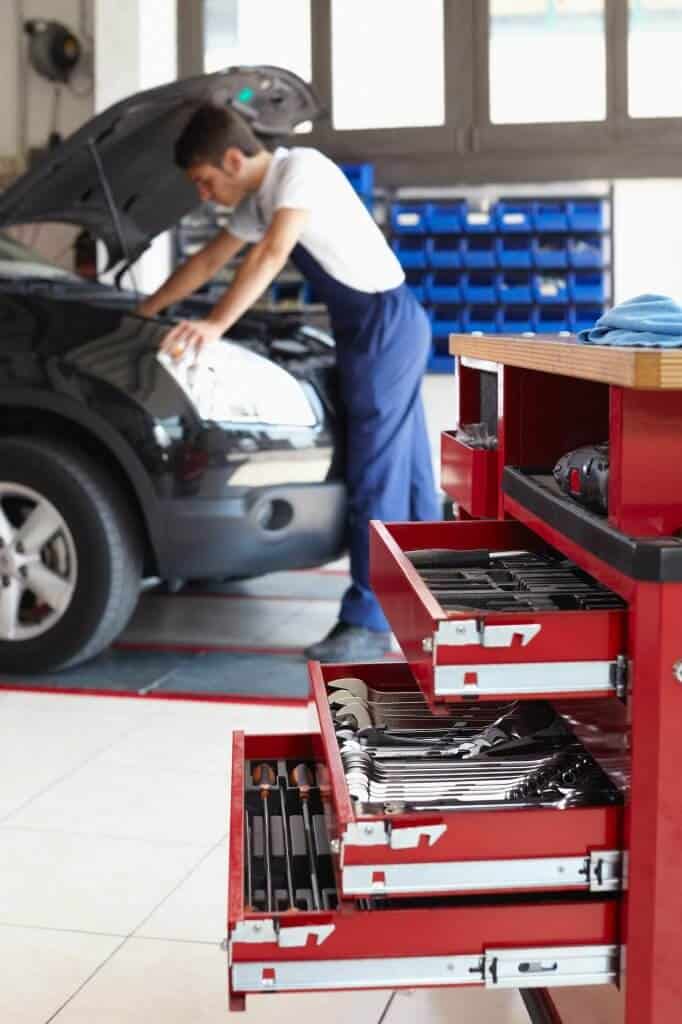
(0, 437), (143, 673)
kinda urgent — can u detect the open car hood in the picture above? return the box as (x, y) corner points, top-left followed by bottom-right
(0, 66), (322, 269)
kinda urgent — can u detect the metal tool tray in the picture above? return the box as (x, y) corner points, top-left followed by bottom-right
(369, 519), (627, 711)
(309, 660), (625, 902)
(228, 731), (621, 1007)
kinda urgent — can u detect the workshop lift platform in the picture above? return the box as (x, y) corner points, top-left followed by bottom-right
(227, 334), (682, 1023)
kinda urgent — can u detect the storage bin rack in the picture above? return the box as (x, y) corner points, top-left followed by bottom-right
(389, 195), (611, 374)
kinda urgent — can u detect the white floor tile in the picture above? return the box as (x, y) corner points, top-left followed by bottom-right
(136, 842), (227, 942)
(384, 986), (529, 1024)
(4, 759), (230, 843)
(53, 937), (390, 1024)
(549, 984), (626, 1023)
(0, 924), (121, 1024)
(0, 829), (211, 934)
(0, 695), (169, 820)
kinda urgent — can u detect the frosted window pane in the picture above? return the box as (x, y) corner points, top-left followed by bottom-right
(629, 2), (682, 117)
(331, 0), (444, 130)
(204, 0), (311, 83)
(490, 2), (606, 124)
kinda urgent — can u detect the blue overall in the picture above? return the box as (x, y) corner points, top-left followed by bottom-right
(291, 244), (441, 631)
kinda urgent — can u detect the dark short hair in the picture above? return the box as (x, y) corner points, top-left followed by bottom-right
(174, 104), (264, 168)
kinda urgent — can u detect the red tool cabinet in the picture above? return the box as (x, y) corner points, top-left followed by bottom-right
(228, 334), (682, 1022)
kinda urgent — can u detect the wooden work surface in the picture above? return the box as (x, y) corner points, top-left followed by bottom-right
(449, 333), (682, 389)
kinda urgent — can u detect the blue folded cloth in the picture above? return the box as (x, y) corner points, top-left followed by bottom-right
(578, 294), (682, 347)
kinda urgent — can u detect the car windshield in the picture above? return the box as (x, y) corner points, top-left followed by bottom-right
(0, 231), (79, 280)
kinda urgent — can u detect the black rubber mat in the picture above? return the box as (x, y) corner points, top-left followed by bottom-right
(0, 648), (311, 700)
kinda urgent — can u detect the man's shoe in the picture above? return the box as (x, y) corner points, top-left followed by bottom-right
(304, 622), (391, 663)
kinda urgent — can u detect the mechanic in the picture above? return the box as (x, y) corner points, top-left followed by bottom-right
(136, 103), (440, 662)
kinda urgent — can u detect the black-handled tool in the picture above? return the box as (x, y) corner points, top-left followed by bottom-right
(244, 808), (254, 910)
(405, 548), (490, 570)
(279, 778), (296, 910)
(253, 762), (277, 912)
(290, 763), (322, 911)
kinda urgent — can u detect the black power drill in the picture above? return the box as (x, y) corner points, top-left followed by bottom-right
(553, 443), (609, 513)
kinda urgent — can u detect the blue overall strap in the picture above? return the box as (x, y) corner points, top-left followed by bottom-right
(290, 243), (441, 631)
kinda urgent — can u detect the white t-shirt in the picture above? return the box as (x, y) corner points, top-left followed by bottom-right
(228, 147), (405, 294)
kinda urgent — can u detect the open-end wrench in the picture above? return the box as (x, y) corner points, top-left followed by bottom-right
(252, 763), (277, 913)
(290, 763), (322, 911)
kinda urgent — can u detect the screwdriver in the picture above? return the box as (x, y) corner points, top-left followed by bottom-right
(279, 778), (296, 911)
(290, 763), (322, 911)
(252, 763), (277, 912)
(244, 808), (254, 910)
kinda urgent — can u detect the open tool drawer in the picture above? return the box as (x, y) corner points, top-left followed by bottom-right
(441, 431), (498, 518)
(228, 731), (621, 1006)
(369, 519), (627, 712)
(309, 660), (625, 902)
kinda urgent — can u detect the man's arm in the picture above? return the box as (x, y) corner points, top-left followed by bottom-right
(135, 230), (247, 318)
(159, 207), (309, 359)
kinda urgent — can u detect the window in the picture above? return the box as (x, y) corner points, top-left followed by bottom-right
(330, 0), (445, 130)
(629, 0), (682, 118)
(489, 0), (606, 124)
(204, 0), (312, 82)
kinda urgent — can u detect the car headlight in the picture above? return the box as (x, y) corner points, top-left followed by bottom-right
(158, 341), (317, 427)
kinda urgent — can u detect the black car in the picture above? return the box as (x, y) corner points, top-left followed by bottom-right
(0, 67), (346, 674)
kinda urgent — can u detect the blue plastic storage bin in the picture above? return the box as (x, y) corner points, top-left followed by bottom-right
(500, 305), (536, 333)
(427, 348), (456, 374)
(570, 305), (604, 333)
(532, 201), (569, 232)
(430, 304), (462, 338)
(404, 269), (427, 303)
(569, 272), (605, 304)
(462, 236), (497, 268)
(425, 271), (462, 303)
(390, 203), (429, 234)
(567, 235), (604, 268)
(462, 271), (497, 303)
(425, 201), (465, 234)
(426, 236), (463, 268)
(462, 205), (496, 233)
(392, 237), (428, 269)
(532, 236), (569, 269)
(339, 162), (374, 196)
(463, 305), (500, 333)
(533, 274), (569, 304)
(496, 201), (534, 233)
(535, 305), (571, 333)
(497, 271), (533, 304)
(496, 236), (533, 268)
(567, 200), (603, 233)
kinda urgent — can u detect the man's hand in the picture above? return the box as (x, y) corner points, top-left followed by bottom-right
(160, 318), (224, 363)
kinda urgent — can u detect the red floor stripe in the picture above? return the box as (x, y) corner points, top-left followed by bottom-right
(0, 682), (309, 707)
(294, 568), (350, 577)
(149, 591), (339, 604)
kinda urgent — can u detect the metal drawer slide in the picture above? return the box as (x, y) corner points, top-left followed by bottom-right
(231, 943), (620, 993)
(341, 850), (623, 896)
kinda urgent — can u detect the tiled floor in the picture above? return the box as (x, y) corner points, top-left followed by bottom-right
(0, 690), (625, 1024)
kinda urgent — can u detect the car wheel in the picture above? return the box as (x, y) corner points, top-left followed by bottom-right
(0, 437), (143, 673)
